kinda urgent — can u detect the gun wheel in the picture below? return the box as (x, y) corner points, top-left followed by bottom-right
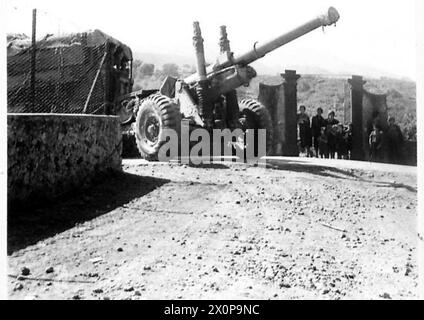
(135, 94), (181, 161)
(239, 99), (273, 155)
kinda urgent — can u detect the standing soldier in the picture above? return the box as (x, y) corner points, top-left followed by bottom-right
(369, 123), (383, 161)
(386, 116), (404, 164)
(317, 127), (329, 158)
(335, 124), (348, 159)
(297, 105), (312, 157)
(311, 107), (326, 157)
(346, 123), (353, 160)
(325, 111), (339, 159)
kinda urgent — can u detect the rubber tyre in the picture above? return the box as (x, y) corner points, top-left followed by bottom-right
(239, 99), (273, 155)
(135, 94), (181, 161)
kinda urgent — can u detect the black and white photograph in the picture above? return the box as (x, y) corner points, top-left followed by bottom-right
(0, 0), (423, 303)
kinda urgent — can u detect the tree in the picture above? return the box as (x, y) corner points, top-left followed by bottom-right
(161, 63), (180, 77)
(133, 59), (143, 70)
(298, 80), (311, 93)
(181, 64), (196, 76)
(139, 63), (155, 76)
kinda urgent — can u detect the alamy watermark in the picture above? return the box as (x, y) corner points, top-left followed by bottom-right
(156, 125), (267, 166)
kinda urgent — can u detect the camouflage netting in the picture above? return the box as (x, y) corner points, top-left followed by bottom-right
(7, 29), (132, 114)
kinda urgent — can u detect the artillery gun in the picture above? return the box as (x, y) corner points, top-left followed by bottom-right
(127, 7), (340, 160)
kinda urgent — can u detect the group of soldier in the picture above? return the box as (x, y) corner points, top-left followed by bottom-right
(296, 106), (404, 163)
(297, 106), (351, 159)
(368, 116), (404, 164)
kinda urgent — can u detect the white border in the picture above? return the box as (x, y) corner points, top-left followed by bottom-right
(415, 0), (424, 300)
(0, 0), (422, 300)
(0, 0), (8, 301)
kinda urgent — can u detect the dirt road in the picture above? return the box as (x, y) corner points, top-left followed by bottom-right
(8, 158), (418, 299)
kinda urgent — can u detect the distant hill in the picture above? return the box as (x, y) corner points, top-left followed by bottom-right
(134, 51), (413, 81)
(134, 51), (333, 76)
(134, 52), (195, 69)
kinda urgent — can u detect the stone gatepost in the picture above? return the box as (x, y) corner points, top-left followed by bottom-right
(348, 75), (366, 160)
(281, 70), (300, 156)
(258, 82), (284, 155)
(257, 70), (300, 156)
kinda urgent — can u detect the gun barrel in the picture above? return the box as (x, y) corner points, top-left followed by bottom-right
(223, 7), (340, 68)
(184, 7), (339, 84)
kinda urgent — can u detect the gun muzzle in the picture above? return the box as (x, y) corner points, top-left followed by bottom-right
(321, 7), (340, 26)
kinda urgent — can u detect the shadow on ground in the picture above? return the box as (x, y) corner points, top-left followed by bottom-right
(372, 181), (417, 193)
(8, 171), (169, 254)
(188, 163), (229, 169)
(266, 159), (416, 193)
(266, 159), (357, 179)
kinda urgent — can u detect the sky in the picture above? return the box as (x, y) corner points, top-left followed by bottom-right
(3, 0), (418, 79)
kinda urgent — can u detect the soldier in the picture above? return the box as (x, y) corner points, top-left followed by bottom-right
(311, 107), (326, 157)
(325, 111), (339, 159)
(297, 105), (312, 157)
(386, 116), (404, 164)
(317, 127), (329, 158)
(335, 124), (349, 159)
(346, 123), (353, 160)
(369, 123), (383, 162)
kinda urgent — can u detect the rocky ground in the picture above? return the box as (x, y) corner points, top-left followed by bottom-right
(7, 157), (419, 299)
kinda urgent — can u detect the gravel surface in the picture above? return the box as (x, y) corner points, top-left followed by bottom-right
(8, 158), (418, 299)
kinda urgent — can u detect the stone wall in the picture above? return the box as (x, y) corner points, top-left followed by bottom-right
(258, 83), (285, 155)
(8, 113), (122, 204)
(258, 70), (300, 156)
(347, 76), (416, 165)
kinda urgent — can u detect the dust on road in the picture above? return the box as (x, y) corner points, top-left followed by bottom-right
(8, 158), (418, 299)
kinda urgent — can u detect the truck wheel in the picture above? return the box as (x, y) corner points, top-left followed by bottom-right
(239, 99), (273, 155)
(135, 94), (181, 161)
